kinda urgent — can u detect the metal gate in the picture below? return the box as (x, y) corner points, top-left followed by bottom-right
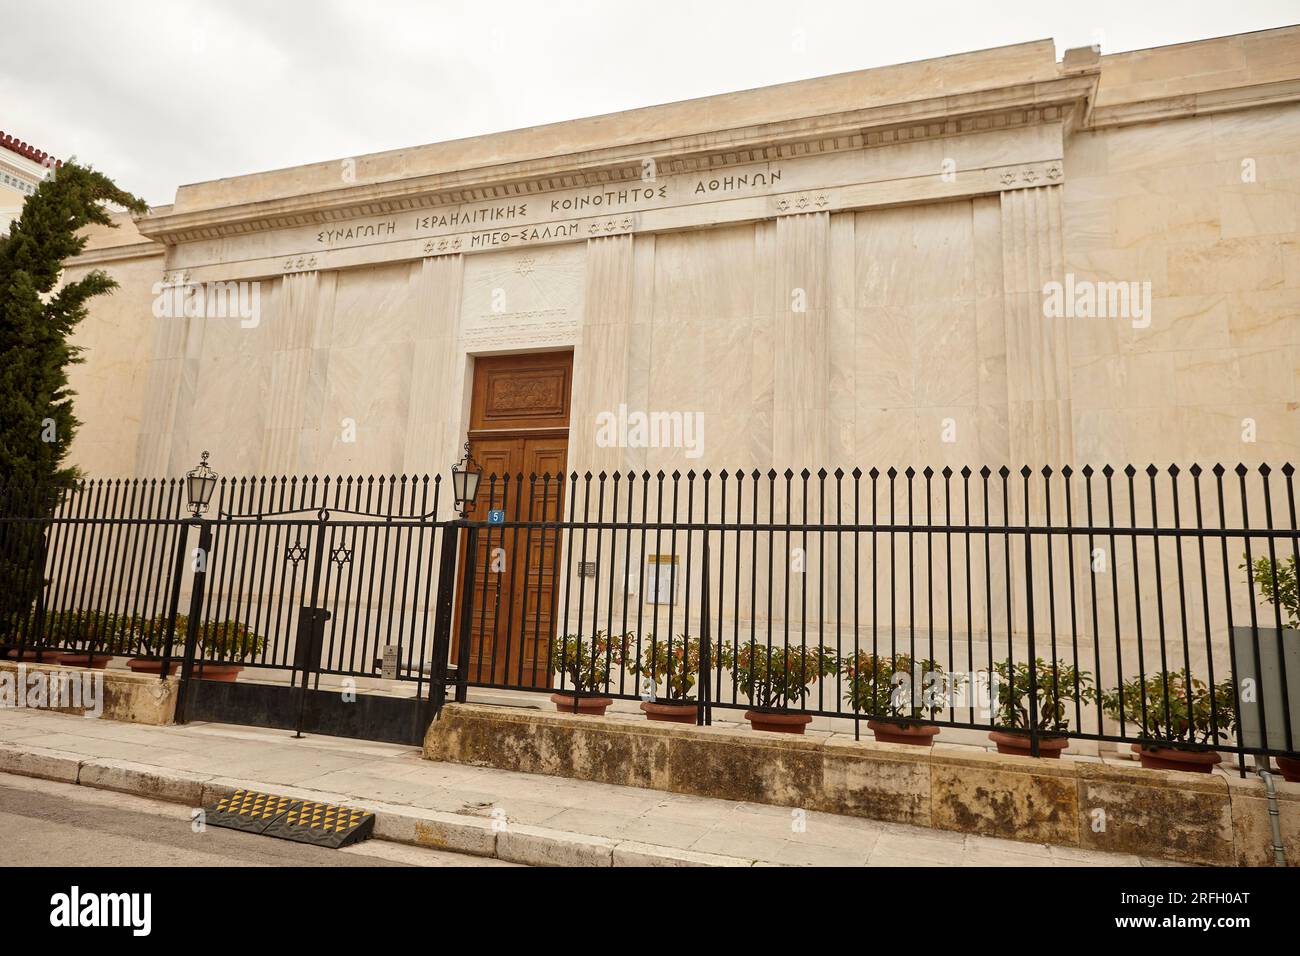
(6, 463), (1299, 766)
(175, 480), (460, 746)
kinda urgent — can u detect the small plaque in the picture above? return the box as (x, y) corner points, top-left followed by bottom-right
(381, 644), (399, 680)
(645, 555), (678, 606)
(487, 509), (506, 525)
(578, 561), (597, 578)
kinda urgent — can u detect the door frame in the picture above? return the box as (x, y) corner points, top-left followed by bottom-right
(452, 350), (574, 688)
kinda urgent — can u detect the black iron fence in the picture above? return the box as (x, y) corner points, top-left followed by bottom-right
(2, 463), (1297, 766)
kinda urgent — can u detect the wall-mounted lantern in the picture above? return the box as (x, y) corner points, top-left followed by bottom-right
(451, 441), (482, 517)
(185, 451), (218, 517)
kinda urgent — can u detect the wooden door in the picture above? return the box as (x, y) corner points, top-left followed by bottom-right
(456, 353), (572, 688)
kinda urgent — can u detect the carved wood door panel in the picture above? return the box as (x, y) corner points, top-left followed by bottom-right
(455, 352), (572, 689)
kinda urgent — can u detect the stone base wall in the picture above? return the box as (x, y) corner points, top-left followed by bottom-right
(425, 702), (1300, 866)
(0, 661), (178, 725)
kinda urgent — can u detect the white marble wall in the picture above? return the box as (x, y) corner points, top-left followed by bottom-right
(57, 99), (1300, 708)
(1063, 102), (1300, 468)
(61, 254), (164, 476)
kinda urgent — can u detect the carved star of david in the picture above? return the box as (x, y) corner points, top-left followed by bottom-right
(515, 257), (535, 276)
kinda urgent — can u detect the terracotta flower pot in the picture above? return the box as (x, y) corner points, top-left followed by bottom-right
(550, 693), (612, 716)
(868, 719), (940, 746)
(745, 710), (813, 734)
(126, 658), (244, 682)
(126, 658), (169, 676)
(5, 648), (55, 662)
(640, 700), (698, 724)
(989, 730), (1069, 758)
(55, 653), (113, 669)
(1273, 755), (1300, 783)
(1131, 743), (1221, 773)
(187, 664), (243, 683)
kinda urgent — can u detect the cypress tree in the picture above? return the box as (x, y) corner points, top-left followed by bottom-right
(0, 162), (146, 640)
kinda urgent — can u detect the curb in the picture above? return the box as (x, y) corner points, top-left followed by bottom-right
(0, 742), (761, 868)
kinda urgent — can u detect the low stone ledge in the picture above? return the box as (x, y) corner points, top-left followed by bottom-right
(0, 660), (178, 725)
(364, 800), (499, 858)
(612, 840), (755, 867)
(1224, 770), (1300, 867)
(930, 748), (1079, 846)
(496, 824), (618, 867)
(79, 757), (211, 805)
(425, 702), (1300, 866)
(818, 735), (930, 826)
(1076, 759), (1234, 866)
(0, 742), (83, 783)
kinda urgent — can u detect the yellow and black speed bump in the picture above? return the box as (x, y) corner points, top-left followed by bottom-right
(205, 789), (375, 849)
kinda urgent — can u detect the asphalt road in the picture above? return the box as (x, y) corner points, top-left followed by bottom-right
(0, 772), (511, 867)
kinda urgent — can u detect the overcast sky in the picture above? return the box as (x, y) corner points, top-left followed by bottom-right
(2, 0), (1296, 206)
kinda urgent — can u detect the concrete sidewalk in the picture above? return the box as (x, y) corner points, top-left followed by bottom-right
(0, 708), (1178, 867)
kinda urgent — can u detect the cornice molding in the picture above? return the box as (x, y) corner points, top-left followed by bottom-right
(65, 240), (164, 268)
(135, 73), (1099, 245)
(1090, 77), (1300, 129)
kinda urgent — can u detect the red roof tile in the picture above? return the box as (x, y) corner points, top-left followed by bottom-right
(0, 131), (62, 168)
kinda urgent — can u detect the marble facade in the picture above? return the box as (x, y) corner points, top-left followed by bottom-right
(50, 29), (1300, 727)
(63, 29), (1299, 488)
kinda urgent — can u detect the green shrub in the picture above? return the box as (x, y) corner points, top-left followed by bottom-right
(842, 652), (952, 722)
(15, 608), (264, 660)
(626, 633), (727, 701)
(728, 642), (837, 711)
(551, 631), (631, 694)
(1242, 554), (1299, 629)
(991, 657), (1095, 735)
(178, 615), (266, 660)
(1100, 668), (1236, 747)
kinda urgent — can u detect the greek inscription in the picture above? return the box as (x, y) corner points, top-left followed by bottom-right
(414, 204), (527, 230)
(693, 169), (782, 195)
(469, 223), (581, 248)
(316, 220), (397, 244)
(549, 185), (666, 213)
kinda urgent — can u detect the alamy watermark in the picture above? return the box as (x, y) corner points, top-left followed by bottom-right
(594, 405), (705, 459)
(886, 666), (1013, 718)
(50, 886), (151, 936)
(0, 664), (103, 717)
(1042, 273), (1151, 328)
(152, 276), (261, 328)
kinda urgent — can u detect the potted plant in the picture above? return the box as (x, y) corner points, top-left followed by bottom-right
(1101, 668), (1236, 772)
(549, 630), (629, 716)
(125, 614), (265, 681)
(843, 652), (950, 745)
(1238, 554), (1300, 783)
(193, 618), (266, 681)
(8, 608), (131, 667)
(5, 608), (64, 662)
(627, 633), (716, 723)
(987, 657), (1094, 757)
(123, 613), (182, 674)
(5, 646), (55, 661)
(728, 642), (837, 734)
(52, 610), (129, 668)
